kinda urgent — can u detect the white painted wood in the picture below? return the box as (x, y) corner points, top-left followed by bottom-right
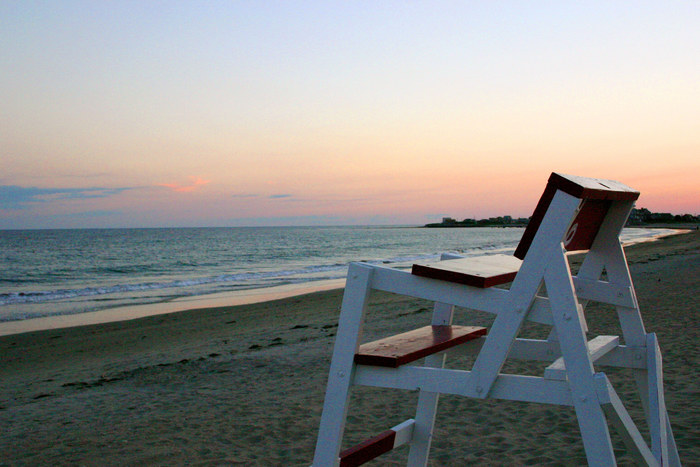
(313, 178), (680, 466)
(647, 333), (669, 465)
(576, 302), (590, 334)
(581, 201), (680, 464)
(584, 200), (646, 345)
(312, 263), (374, 467)
(603, 239), (662, 461)
(408, 387), (440, 466)
(443, 338), (645, 371)
(369, 264), (508, 314)
(576, 200), (654, 431)
(392, 419), (416, 448)
(466, 191), (582, 399)
(508, 338), (561, 362)
(587, 335), (621, 360)
(616, 302), (647, 348)
(544, 359), (570, 381)
(584, 198), (634, 280)
(571, 276), (636, 308)
(545, 247), (617, 465)
(544, 335), (620, 380)
(407, 302), (454, 466)
(430, 300), (454, 326)
(591, 344), (647, 370)
(488, 374), (573, 407)
(444, 337), (561, 363)
(545, 326), (560, 345)
(353, 366), (574, 406)
(527, 298), (554, 325)
(368, 264), (555, 326)
(595, 374), (659, 466)
(665, 412), (682, 467)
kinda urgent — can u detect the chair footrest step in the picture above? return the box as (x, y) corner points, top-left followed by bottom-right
(339, 419), (415, 467)
(339, 430), (395, 467)
(354, 325), (487, 368)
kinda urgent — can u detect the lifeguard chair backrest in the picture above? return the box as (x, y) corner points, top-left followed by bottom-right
(513, 173), (640, 260)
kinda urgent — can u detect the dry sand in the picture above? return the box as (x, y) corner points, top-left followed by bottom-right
(0, 230), (698, 466)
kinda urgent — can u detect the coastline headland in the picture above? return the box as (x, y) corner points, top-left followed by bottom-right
(426, 207), (699, 229)
(425, 216), (528, 228)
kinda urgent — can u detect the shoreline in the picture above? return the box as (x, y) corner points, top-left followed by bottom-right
(0, 230), (697, 464)
(0, 228), (688, 338)
(0, 279), (345, 337)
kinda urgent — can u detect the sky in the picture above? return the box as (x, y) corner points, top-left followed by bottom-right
(1, 1), (698, 229)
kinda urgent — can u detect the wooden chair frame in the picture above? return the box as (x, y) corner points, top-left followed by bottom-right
(312, 173), (680, 466)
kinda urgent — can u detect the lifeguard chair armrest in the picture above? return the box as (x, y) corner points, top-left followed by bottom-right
(411, 254), (522, 288)
(514, 173), (640, 260)
(354, 325), (487, 368)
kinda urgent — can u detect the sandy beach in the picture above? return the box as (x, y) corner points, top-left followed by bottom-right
(1, 230), (698, 466)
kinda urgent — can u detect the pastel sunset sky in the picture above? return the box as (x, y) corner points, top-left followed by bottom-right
(1, 1), (698, 229)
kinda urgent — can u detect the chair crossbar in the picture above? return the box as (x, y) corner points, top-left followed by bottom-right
(571, 276), (636, 307)
(354, 366), (575, 406)
(439, 337), (649, 374)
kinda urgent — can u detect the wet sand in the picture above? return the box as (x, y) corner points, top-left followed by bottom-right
(0, 230), (698, 465)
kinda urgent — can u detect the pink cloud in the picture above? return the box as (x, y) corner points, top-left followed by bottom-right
(159, 176), (210, 193)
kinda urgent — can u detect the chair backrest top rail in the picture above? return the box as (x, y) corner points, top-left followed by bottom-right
(547, 172), (640, 202)
(514, 173), (639, 259)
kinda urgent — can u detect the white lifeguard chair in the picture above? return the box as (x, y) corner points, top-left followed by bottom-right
(312, 173), (680, 466)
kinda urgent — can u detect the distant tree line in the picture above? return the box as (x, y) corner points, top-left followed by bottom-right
(626, 208), (699, 225)
(425, 208), (698, 228)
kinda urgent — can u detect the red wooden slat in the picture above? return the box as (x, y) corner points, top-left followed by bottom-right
(563, 199), (611, 252)
(354, 325), (487, 368)
(339, 429), (396, 467)
(514, 181), (557, 260)
(411, 263), (517, 288)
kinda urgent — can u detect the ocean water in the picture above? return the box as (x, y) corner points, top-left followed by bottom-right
(0, 226), (668, 323)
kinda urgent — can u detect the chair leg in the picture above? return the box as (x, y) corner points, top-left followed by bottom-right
(406, 355), (444, 467)
(545, 249), (617, 465)
(313, 264), (374, 466)
(557, 330), (617, 465)
(572, 395), (617, 466)
(618, 345), (680, 465)
(646, 332), (681, 466)
(664, 412), (681, 467)
(407, 302), (454, 466)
